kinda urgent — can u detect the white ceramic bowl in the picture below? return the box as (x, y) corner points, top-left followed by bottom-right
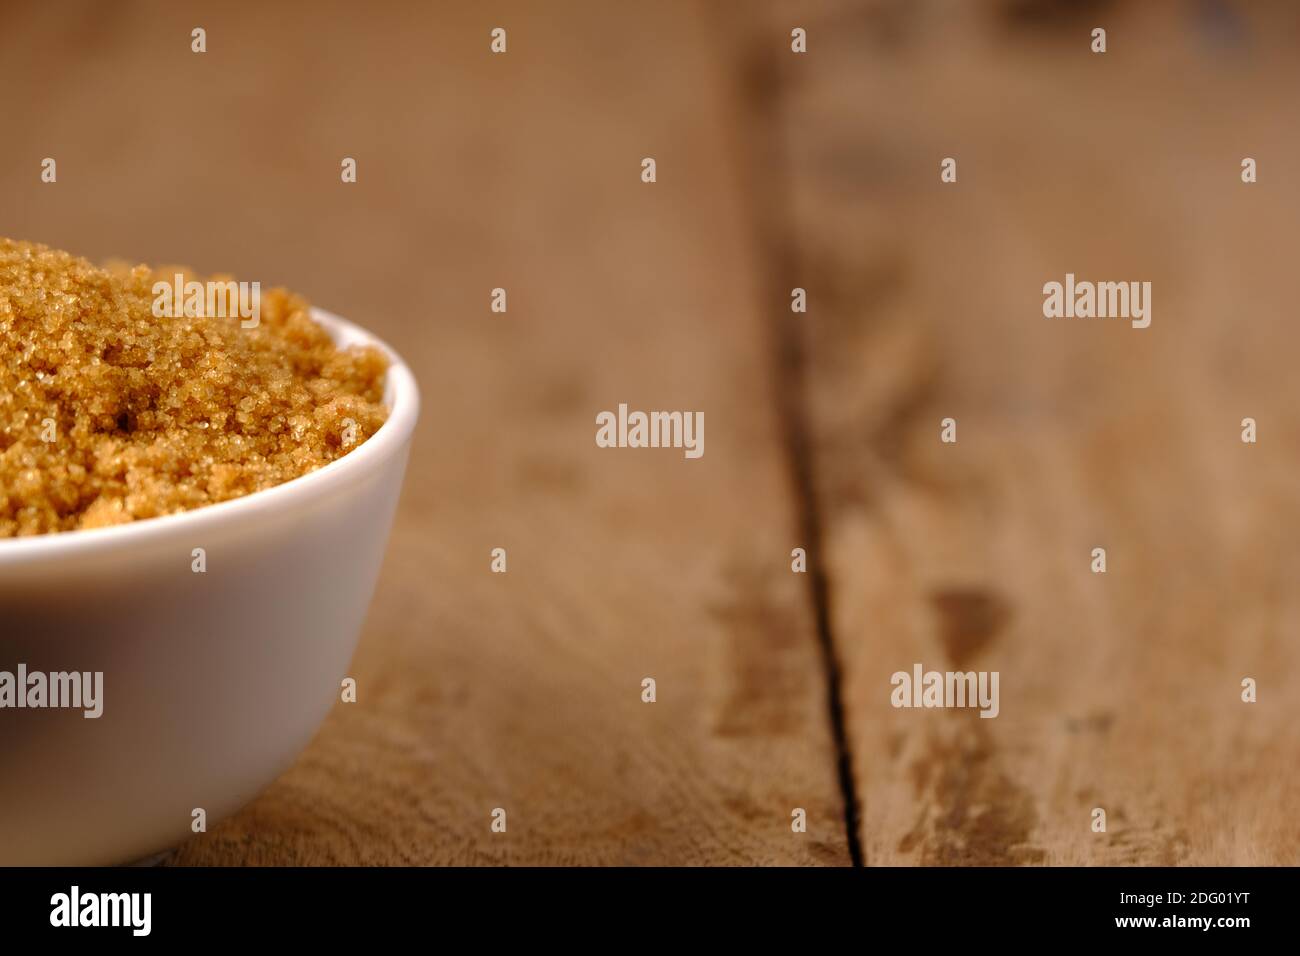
(0, 308), (418, 865)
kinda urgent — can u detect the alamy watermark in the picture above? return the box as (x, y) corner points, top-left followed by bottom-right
(152, 273), (260, 328)
(890, 663), (999, 718)
(595, 403), (704, 459)
(50, 886), (150, 936)
(0, 664), (103, 718)
(1043, 273), (1150, 328)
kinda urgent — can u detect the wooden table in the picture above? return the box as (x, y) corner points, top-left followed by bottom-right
(2, 0), (1294, 865)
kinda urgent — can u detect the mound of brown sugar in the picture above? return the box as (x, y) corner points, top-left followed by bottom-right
(0, 238), (388, 537)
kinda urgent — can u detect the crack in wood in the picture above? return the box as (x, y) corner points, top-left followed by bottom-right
(718, 23), (866, 867)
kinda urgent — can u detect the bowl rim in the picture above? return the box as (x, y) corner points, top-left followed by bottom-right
(0, 307), (420, 564)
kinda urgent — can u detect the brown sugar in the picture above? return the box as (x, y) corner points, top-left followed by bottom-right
(0, 238), (388, 537)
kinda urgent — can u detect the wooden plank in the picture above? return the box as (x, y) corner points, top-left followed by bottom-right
(755, 1), (1300, 864)
(0, 1), (850, 864)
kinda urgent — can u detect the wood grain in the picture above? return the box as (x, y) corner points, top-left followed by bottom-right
(753, 0), (1300, 864)
(0, 1), (850, 864)
(5, 0), (1293, 868)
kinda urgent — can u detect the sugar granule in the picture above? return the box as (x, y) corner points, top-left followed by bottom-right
(0, 238), (388, 537)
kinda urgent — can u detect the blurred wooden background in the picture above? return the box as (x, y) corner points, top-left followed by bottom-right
(1, 0), (1295, 864)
